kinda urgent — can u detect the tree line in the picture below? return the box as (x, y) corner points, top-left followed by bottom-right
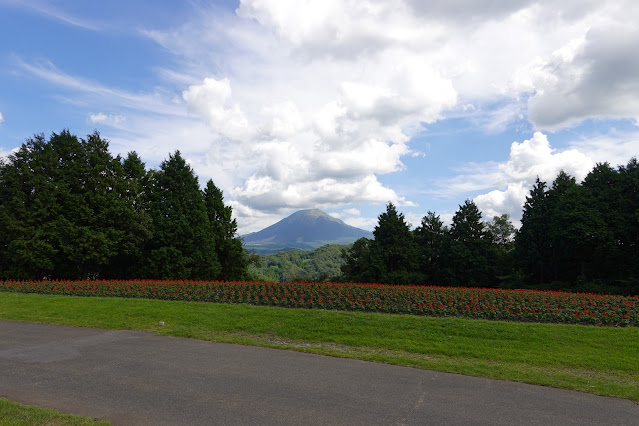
(0, 130), (248, 280)
(341, 158), (639, 295)
(2, 130), (636, 294)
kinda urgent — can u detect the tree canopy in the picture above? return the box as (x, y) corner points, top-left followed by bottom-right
(342, 159), (638, 295)
(0, 130), (248, 281)
(1, 130), (637, 295)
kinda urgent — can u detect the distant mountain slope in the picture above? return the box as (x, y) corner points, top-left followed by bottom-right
(242, 209), (373, 254)
(249, 244), (348, 282)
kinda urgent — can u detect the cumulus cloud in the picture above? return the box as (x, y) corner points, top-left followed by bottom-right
(472, 132), (594, 224)
(0, 112), (4, 123)
(430, 132), (600, 225)
(15, 0), (639, 232)
(526, 25), (639, 130)
(182, 77), (254, 142)
(178, 32), (456, 220)
(145, 0), (639, 230)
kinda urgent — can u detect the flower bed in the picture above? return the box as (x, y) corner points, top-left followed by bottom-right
(1, 279), (637, 326)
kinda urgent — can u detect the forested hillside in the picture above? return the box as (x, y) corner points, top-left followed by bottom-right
(341, 158), (639, 295)
(249, 244), (346, 282)
(0, 130), (248, 280)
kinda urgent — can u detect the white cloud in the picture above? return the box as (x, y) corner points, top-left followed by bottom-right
(329, 207), (377, 230)
(182, 77), (254, 142)
(503, 3), (639, 130)
(1, 0), (102, 31)
(0, 112), (3, 123)
(343, 208), (361, 216)
(421, 127), (638, 227)
(89, 112), (125, 127)
(342, 215), (378, 230)
(472, 132), (594, 224)
(169, 0), (463, 230)
(14, 0), (639, 233)
(16, 59), (186, 117)
(526, 31), (639, 129)
(567, 131), (639, 168)
(0, 146), (18, 163)
(138, 0), (639, 231)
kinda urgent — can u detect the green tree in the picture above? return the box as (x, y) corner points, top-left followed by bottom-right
(616, 158), (639, 293)
(515, 178), (550, 284)
(544, 171), (579, 282)
(340, 237), (381, 283)
(552, 184), (610, 283)
(203, 179), (247, 280)
(373, 202), (418, 284)
(0, 134), (58, 278)
(486, 214), (515, 249)
(103, 151), (153, 278)
(0, 130), (135, 279)
(145, 151), (220, 279)
(444, 199), (497, 287)
(413, 211), (447, 284)
(486, 214), (516, 285)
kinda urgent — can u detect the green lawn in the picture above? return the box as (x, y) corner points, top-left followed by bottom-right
(0, 398), (109, 425)
(1, 292), (638, 401)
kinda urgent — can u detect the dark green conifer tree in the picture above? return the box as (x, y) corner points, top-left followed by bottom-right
(413, 211), (447, 284)
(616, 158), (639, 293)
(373, 202), (417, 284)
(444, 199), (497, 287)
(203, 179), (247, 280)
(103, 151), (153, 278)
(0, 134), (58, 278)
(340, 237), (381, 283)
(515, 178), (550, 284)
(0, 130), (135, 279)
(145, 151), (220, 279)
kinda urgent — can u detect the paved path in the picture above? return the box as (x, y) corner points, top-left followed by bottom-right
(0, 320), (637, 425)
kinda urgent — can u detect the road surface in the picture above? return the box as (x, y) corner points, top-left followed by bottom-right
(1, 320), (636, 425)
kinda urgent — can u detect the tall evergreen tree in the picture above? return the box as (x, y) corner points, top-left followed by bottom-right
(582, 162), (623, 280)
(0, 130), (135, 279)
(413, 211), (447, 284)
(103, 151), (153, 278)
(0, 134), (58, 278)
(616, 158), (639, 292)
(515, 178), (550, 284)
(373, 202), (417, 284)
(203, 179), (247, 280)
(552, 184), (609, 282)
(545, 171), (579, 282)
(145, 151), (220, 279)
(444, 199), (497, 287)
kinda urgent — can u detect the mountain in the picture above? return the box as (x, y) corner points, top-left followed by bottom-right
(242, 209), (373, 254)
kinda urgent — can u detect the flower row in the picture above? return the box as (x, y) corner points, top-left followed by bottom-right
(1, 279), (637, 326)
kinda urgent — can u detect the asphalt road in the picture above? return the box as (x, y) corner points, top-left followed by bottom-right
(0, 320), (637, 425)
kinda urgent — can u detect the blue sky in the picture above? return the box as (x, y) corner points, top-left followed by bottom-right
(1, 0), (638, 233)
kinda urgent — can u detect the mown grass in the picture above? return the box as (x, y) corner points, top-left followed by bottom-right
(0, 398), (109, 425)
(1, 292), (638, 401)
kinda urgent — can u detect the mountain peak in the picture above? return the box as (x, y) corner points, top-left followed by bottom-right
(287, 209), (342, 225)
(242, 209), (372, 254)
